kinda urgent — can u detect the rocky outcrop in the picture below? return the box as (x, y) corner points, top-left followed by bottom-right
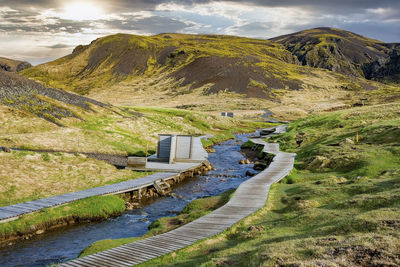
(271, 27), (399, 81)
(363, 47), (400, 81)
(0, 57), (32, 72)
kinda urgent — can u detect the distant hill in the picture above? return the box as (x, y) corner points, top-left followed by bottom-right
(0, 57), (31, 72)
(21, 33), (308, 98)
(271, 27), (400, 79)
(18, 30), (400, 115)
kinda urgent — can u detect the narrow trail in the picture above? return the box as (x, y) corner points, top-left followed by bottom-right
(60, 129), (295, 267)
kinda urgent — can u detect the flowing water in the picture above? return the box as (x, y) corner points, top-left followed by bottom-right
(0, 133), (257, 266)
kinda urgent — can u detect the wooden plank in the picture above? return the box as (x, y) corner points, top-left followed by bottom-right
(59, 141), (296, 267)
(64, 258), (95, 267)
(98, 251), (141, 265)
(105, 247), (153, 262)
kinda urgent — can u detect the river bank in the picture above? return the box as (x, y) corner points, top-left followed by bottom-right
(0, 162), (211, 247)
(0, 132), (258, 266)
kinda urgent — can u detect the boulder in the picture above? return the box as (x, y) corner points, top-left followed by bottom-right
(307, 156), (330, 170)
(239, 159), (245, 164)
(1, 147), (11, 153)
(35, 229), (45, 235)
(246, 170), (256, 177)
(340, 138), (355, 145)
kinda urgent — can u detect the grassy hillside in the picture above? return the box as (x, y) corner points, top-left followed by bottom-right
(21, 33), (301, 96)
(130, 103), (400, 266)
(20, 31), (400, 120)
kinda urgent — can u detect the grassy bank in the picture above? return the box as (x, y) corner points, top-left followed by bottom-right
(0, 195), (125, 244)
(0, 150), (151, 206)
(79, 189), (235, 257)
(134, 102), (400, 266)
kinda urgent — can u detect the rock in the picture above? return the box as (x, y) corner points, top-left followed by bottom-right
(208, 148), (216, 153)
(221, 178), (227, 182)
(1, 147), (11, 153)
(340, 138), (355, 145)
(35, 229), (45, 235)
(246, 171), (256, 177)
(296, 139), (303, 146)
(177, 195), (183, 199)
(168, 192), (176, 198)
(307, 156), (330, 170)
(125, 202), (135, 211)
(239, 159), (245, 164)
(245, 159), (251, 164)
(248, 225), (265, 232)
(253, 161), (266, 170)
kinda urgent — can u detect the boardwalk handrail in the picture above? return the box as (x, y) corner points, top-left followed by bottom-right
(59, 134), (295, 267)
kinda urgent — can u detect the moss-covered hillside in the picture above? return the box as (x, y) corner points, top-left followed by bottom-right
(19, 30), (400, 117)
(21, 33), (306, 98)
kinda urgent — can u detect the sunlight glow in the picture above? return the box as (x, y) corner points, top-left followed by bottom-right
(60, 2), (104, 21)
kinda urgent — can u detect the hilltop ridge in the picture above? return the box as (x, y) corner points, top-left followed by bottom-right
(271, 27), (400, 79)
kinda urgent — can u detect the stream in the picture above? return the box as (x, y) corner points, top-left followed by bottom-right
(0, 133), (258, 267)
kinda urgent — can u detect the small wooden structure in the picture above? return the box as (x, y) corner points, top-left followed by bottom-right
(221, 112), (234, 118)
(157, 134), (198, 163)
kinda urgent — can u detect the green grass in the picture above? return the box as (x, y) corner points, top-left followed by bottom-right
(0, 195), (125, 240)
(133, 103), (400, 266)
(79, 189), (235, 257)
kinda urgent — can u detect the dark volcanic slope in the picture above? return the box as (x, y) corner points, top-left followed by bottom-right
(172, 56), (301, 98)
(363, 45), (400, 82)
(0, 70), (109, 125)
(0, 57), (31, 72)
(271, 27), (391, 77)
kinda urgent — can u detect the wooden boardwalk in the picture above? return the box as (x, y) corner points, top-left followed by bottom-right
(59, 138), (295, 266)
(0, 172), (178, 223)
(0, 137), (209, 223)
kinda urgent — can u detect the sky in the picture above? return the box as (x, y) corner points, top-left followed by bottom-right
(1, 0), (399, 65)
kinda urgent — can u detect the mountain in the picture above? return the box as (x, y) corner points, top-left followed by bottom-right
(0, 57), (32, 72)
(18, 31), (399, 118)
(21, 33), (306, 98)
(271, 27), (399, 78)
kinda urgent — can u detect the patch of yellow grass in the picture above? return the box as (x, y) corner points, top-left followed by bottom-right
(0, 151), (145, 206)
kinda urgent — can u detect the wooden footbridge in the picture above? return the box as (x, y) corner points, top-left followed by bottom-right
(59, 137), (295, 266)
(0, 136), (209, 224)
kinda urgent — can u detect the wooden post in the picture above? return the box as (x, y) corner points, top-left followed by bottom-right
(356, 131), (359, 143)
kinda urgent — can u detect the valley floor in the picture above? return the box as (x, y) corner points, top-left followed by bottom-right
(113, 102), (400, 266)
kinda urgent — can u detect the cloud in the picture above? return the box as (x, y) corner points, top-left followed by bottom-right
(1, 0), (399, 64)
(45, 43), (74, 49)
(102, 14), (194, 34)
